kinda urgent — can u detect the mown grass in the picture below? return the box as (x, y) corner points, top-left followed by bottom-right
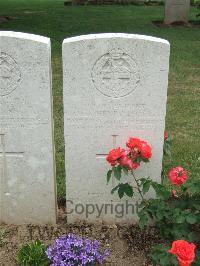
(0, 0), (199, 199)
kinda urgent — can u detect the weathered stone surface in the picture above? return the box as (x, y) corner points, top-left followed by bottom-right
(0, 31), (56, 224)
(63, 33), (170, 224)
(164, 0), (190, 25)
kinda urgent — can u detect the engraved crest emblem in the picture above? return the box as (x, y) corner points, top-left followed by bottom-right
(92, 49), (139, 98)
(0, 52), (21, 96)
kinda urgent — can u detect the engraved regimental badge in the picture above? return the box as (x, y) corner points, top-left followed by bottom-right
(92, 49), (139, 98)
(0, 52), (21, 96)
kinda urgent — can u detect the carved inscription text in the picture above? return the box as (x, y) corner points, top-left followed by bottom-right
(0, 52), (21, 96)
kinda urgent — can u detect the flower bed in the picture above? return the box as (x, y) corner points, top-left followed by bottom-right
(1, 133), (199, 266)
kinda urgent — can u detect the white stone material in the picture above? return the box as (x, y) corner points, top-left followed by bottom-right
(63, 33), (170, 224)
(164, 0), (190, 25)
(0, 31), (56, 224)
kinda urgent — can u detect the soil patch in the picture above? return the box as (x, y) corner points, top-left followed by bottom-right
(0, 16), (16, 24)
(152, 20), (200, 28)
(64, 0), (164, 6)
(0, 209), (162, 266)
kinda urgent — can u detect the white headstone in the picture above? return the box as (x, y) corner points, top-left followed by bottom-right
(164, 0), (190, 25)
(0, 32), (56, 224)
(63, 33), (170, 224)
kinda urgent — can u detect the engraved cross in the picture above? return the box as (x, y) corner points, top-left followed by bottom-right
(96, 135), (119, 187)
(0, 134), (24, 190)
(0, 134), (24, 160)
(96, 134), (118, 159)
(102, 71), (130, 82)
(0, 134), (24, 219)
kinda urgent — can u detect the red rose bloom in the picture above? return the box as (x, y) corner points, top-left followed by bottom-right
(164, 131), (169, 140)
(139, 141), (152, 159)
(126, 137), (152, 160)
(168, 166), (188, 186)
(120, 150), (140, 170)
(168, 240), (196, 266)
(126, 137), (141, 150)
(106, 147), (124, 166)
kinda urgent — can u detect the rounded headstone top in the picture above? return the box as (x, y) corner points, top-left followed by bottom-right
(63, 33), (170, 46)
(0, 31), (50, 44)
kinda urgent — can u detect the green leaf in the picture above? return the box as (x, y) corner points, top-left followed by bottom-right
(118, 186), (124, 199)
(142, 158), (150, 163)
(116, 183), (133, 199)
(151, 182), (171, 199)
(164, 147), (171, 157)
(142, 180), (151, 194)
(135, 157), (142, 164)
(139, 178), (146, 186)
(156, 211), (165, 220)
(150, 244), (178, 266)
(111, 185), (119, 194)
(193, 203), (200, 210)
(123, 183), (134, 197)
(188, 232), (198, 241)
(174, 214), (185, 224)
(122, 166), (129, 175)
(186, 214), (197, 224)
(114, 165), (122, 181)
(167, 133), (173, 142)
(163, 134), (173, 157)
(107, 170), (112, 184)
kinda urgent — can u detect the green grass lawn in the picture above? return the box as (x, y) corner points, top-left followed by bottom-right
(0, 0), (199, 199)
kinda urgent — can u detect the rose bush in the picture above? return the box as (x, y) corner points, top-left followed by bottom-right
(105, 134), (200, 265)
(139, 164), (200, 241)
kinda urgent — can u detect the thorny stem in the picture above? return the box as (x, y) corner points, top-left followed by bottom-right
(131, 170), (144, 201)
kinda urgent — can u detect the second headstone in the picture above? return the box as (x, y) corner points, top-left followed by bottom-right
(63, 33), (170, 224)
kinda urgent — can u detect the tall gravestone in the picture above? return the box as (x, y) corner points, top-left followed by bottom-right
(63, 33), (170, 224)
(0, 32), (56, 224)
(164, 0), (190, 25)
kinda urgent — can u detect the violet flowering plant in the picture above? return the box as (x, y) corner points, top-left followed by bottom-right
(46, 234), (109, 266)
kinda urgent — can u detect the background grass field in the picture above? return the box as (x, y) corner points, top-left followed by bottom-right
(0, 0), (199, 199)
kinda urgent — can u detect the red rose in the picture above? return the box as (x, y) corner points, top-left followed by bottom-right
(126, 137), (141, 150)
(168, 240), (196, 266)
(168, 166), (188, 186)
(164, 131), (169, 140)
(126, 137), (152, 160)
(106, 147), (124, 166)
(120, 150), (140, 170)
(139, 141), (152, 159)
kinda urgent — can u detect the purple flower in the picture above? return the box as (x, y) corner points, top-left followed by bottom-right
(46, 234), (109, 266)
